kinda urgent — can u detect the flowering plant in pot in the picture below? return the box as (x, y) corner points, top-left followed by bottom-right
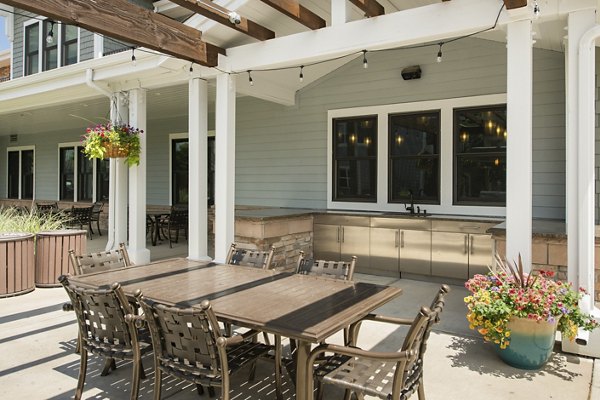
(82, 123), (142, 167)
(464, 254), (598, 368)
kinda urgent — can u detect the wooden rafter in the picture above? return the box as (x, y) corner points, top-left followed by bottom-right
(503, 0), (527, 9)
(349, 0), (384, 17)
(169, 0), (275, 41)
(1, 0), (224, 66)
(258, 0), (326, 30)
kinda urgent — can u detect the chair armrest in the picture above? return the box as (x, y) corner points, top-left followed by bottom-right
(309, 343), (414, 365)
(348, 313), (413, 346)
(216, 334), (245, 348)
(62, 302), (74, 312)
(125, 313), (146, 329)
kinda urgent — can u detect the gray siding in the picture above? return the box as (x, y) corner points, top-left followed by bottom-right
(234, 38), (567, 218)
(79, 29), (95, 62)
(11, 10), (37, 78)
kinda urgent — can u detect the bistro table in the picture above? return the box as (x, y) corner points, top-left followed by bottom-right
(146, 211), (170, 246)
(68, 258), (402, 400)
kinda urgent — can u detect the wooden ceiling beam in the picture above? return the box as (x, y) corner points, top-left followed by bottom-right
(1, 0), (224, 67)
(169, 0), (275, 41)
(503, 0), (528, 9)
(349, 0), (385, 17)
(258, 0), (326, 30)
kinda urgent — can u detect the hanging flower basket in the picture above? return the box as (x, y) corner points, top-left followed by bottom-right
(82, 123), (142, 167)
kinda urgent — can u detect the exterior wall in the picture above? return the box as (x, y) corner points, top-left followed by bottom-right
(234, 38), (567, 218)
(11, 10), (35, 78)
(79, 29), (95, 62)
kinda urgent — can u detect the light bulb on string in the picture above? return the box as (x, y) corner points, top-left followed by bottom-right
(45, 21), (55, 44)
(299, 65), (304, 82)
(248, 70), (254, 86)
(436, 43), (443, 63)
(533, 0), (540, 19)
(131, 48), (136, 66)
(189, 63), (194, 77)
(362, 50), (368, 69)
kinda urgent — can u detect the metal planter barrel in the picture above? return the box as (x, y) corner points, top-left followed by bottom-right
(35, 229), (87, 287)
(0, 233), (35, 298)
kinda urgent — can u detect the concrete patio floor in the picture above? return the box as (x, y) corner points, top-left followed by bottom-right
(1, 235), (599, 399)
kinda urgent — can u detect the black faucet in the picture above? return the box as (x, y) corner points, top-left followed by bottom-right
(405, 190), (415, 214)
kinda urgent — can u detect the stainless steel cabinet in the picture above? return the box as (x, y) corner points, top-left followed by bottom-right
(431, 221), (494, 280)
(370, 218), (431, 277)
(313, 215), (370, 272)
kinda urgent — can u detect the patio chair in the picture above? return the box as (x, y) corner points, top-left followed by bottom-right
(306, 284), (450, 400)
(89, 201), (104, 236)
(225, 242), (276, 269)
(59, 275), (150, 400)
(69, 242), (132, 275)
(296, 252), (357, 281)
(68, 205), (94, 239)
(130, 292), (283, 400)
(160, 205), (188, 248)
(36, 201), (58, 212)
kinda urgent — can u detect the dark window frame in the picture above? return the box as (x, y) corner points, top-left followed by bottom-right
(7, 148), (34, 200)
(24, 23), (39, 76)
(332, 115), (378, 203)
(453, 104), (507, 206)
(170, 136), (215, 206)
(388, 110), (441, 205)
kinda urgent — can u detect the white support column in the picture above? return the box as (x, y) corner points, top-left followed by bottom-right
(566, 10), (596, 289)
(113, 93), (129, 250)
(506, 19), (533, 270)
(188, 77), (210, 261)
(331, 0), (352, 26)
(127, 88), (151, 264)
(214, 72), (236, 263)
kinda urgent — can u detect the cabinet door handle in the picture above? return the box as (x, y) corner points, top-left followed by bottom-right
(470, 235), (474, 255)
(341, 226), (345, 243)
(400, 231), (405, 248)
(395, 231), (399, 248)
(464, 235), (468, 254)
(337, 226), (340, 243)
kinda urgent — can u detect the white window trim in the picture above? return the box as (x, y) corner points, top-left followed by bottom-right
(327, 93), (507, 217)
(22, 18), (80, 76)
(7, 145), (35, 200)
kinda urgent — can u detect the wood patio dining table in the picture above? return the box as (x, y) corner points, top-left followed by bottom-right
(68, 257), (403, 400)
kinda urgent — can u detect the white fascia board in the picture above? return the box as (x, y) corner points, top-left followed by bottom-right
(237, 78), (296, 106)
(226, 0), (524, 72)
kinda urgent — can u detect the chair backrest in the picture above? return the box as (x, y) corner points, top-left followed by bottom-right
(169, 206), (188, 226)
(91, 201), (103, 215)
(70, 205), (93, 223)
(226, 243), (275, 269)
(69, 243), (131, 275)
(295, 251), (356, 281)
(135, 294), (225, 376)
(394, 285), (450, 398)
(59, 275), (139, 354)
(36, 202), (58, 211)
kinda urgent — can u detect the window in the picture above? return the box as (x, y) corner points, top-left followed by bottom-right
(389, 111), (440, 204)
(59, 145), (107, 202)
(7, 148), (34, 199)
(171, 136), (215, 206)
(24, 20), (78, 76)
(454, 105), (507, 205)
(332, 116), (377, 202)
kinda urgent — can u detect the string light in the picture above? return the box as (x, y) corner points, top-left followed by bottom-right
(533, 1), (540, 18)
(189, 63), (194, 76)
(299, 65), (304, 82)
(436, 43), (443, 63)
(362, 50), (368, 69)
(248, 70), (253, 86)
(45, 21), (55, 44)
(131, 48), (136, 66)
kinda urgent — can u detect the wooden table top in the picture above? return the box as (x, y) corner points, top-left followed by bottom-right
(69, 258), (403, 343)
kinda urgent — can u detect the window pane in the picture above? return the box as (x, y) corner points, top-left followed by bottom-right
(63, 42), (78, 65)
(172, 139), (189, 205)
(60, 148), (74, 201)
(208, 137), (215, 205)
(389, 111), (440, 203)
(332, 116), (377, 202)
(63, 25), (78, 42)
(454, 105), (507, 205)
(7, 151), (19, 199)
(25, 24), (39, 75)
(456, 155), (506, 204)
(77, 147), (93, 201)
(96, 159), (110, 201)
(389, 158), (439, 202)
(21, 150), (34, 199)
(44, 47), (58, 71)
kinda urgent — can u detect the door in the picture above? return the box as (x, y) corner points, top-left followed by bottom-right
(468, 234), (494, 277)
(431, 231), (469, 279)
(370, 228), (399, 277)
(340, 225), (370, 273)
(400, 229), (432, 275)
(313, 224), (341, 261)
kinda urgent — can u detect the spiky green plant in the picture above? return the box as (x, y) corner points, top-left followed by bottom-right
(0, 207), (71, 234)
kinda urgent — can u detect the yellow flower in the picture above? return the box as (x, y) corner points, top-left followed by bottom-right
(478, 328), (488, 335)
(505, 331), (511, 337)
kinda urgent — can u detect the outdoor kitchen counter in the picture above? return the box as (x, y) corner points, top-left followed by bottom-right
(488, 219), (600, 242)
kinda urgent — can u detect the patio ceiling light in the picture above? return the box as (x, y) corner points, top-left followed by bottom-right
(533, 0), (540, 18)
(228, 11), (241, 25)
(299, 66), (304, 82)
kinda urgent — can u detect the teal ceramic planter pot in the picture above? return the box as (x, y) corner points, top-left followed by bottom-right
(495, 316), (558, 370)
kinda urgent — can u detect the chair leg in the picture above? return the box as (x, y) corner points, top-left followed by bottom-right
(97, 219), (102, 236)
(75, 349), (88, 400)
(274, 334), (283, 400)
(153, 368), (162, 400)
(140, 358), (146, 380)
(417, 377), (425, 400)
(196, 384), (204, 396)
(130, 357), (141, 400)
(101, 357), (115, 376)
